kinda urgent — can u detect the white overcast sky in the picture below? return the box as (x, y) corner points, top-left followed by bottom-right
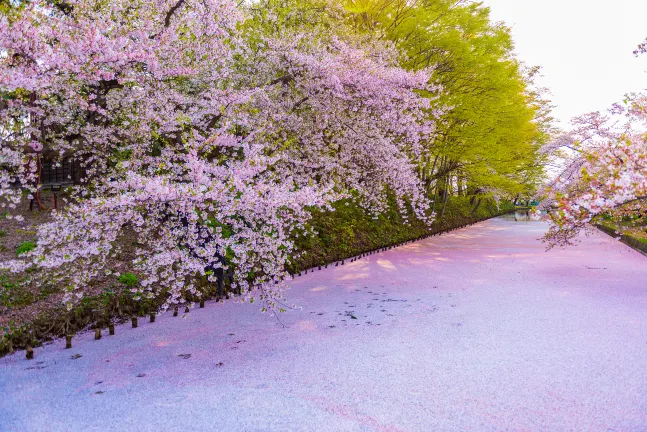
(483, 0), (647, 127)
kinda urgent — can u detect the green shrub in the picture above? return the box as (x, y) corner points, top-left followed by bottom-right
(0, 273), (33, 308)
(0, 230), (7, 237)
(16, 241), (36, 256)
(117, 272), (138, 287)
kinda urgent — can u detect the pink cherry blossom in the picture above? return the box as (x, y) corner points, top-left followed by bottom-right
(0, 0), (441, 314)
(541, 95), (647, 247)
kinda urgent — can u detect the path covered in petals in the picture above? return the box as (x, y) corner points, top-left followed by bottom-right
(2, 217), (647, 431)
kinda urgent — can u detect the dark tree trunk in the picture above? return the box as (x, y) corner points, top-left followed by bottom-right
(440, 176), (450, 219)
(471, 198), (482, 216)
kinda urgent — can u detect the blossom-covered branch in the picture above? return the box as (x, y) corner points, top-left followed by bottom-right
(541, 96), (647, 247)
(0, 0), (440, 313)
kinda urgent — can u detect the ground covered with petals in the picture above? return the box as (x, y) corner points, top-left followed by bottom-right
(1, 217), (646, 431)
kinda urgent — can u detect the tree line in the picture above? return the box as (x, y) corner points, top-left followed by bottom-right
(0, 0), (547, 321)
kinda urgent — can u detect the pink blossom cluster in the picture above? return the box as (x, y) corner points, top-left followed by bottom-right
(542, 97), (647, 246)
(0, 0), (440, 311)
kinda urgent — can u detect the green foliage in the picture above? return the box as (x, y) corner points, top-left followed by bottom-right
(206, 218), (233, 239)
(205, 218), (236, 261)
(15, 241), (36, 256)
(290, 194), (511, 272)
(342, 0), (548, 197)
(0, 229), (6, 237)
(99, 287), (116, 307)
(242, 0), (345, 39)
(0, 273), (32, 308)
(117, 272), (139, 287)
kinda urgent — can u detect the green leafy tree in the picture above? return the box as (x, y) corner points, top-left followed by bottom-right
(342, 0), (550, 206)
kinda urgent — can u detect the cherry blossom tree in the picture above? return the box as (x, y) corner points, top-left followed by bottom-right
(541, 96), (647, 247)
(0, 0), (440, 314)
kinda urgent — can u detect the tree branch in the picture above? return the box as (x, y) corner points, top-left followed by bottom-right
(164, 0), (186, 28)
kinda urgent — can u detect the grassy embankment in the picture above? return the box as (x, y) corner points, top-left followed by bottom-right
(596, 216), (647, 255)
(291, 196), (513, 272)
(1, 196), (512, 356)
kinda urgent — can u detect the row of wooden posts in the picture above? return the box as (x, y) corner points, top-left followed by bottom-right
(25, 269), (235, 359)
(23, 211), (511, 360)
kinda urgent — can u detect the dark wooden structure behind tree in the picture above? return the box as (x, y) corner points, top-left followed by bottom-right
(39, 159), (85, 188)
